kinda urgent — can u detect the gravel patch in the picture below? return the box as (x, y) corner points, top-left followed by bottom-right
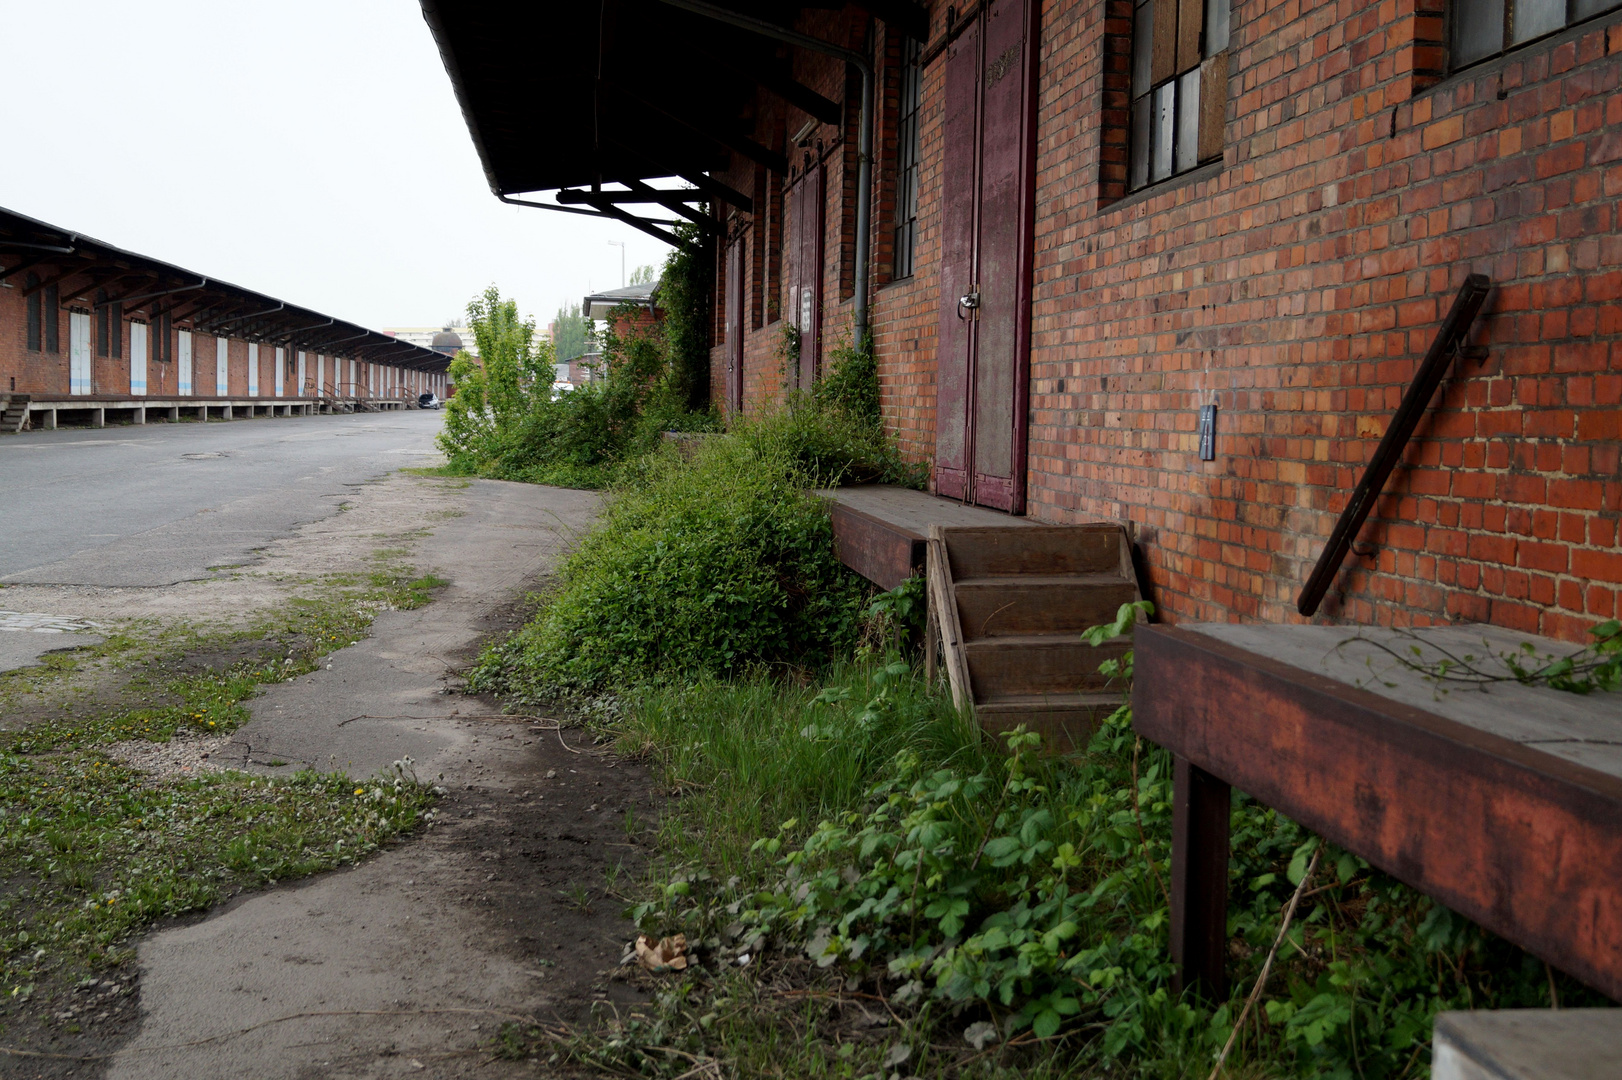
(106, 729), (236, 780)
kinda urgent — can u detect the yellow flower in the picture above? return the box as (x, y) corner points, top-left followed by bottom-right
(354, 788), (365, 795)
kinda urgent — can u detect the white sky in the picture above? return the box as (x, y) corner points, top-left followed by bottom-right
(0, 1), (674, 330)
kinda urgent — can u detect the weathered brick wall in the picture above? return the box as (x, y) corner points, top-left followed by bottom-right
(700, 2), (1619, 642)
(1, 259), (430, 404)
(1023, 1), (1622, 640)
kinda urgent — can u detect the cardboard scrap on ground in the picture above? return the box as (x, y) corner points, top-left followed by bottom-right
(634, 933), (689, 973)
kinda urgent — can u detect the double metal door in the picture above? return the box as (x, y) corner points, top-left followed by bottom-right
(933, 0), (1039, 513)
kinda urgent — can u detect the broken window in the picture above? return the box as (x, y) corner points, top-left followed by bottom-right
(1129, 0), (1229, 191)
(1452, 0), (1622, 68)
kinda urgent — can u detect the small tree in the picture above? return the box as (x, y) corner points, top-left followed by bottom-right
(438, 285), (550, 471)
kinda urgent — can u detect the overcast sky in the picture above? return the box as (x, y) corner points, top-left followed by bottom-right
(0, 1), (673, 330)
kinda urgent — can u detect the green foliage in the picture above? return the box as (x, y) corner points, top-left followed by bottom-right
(468, 429), (873, 699)
(552, 302), (589, 363)
(731, 401), (925, 489)
(629, 263), (658, 286)
(658, 223), (713, 413)
(814, 330), (881, 427)
(437, 284), (551, 474)
(616, 605), (1608, 1077)
(436, 237), (718, 489)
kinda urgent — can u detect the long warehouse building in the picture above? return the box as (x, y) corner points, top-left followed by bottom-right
(0, 206), (451, 431)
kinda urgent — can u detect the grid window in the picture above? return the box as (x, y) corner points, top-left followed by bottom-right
(892, 34), (922, 280)
(1452, 0), (1622, 68)
(1129, 0), (1229, 191)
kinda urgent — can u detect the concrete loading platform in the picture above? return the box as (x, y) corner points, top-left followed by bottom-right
(13, 395), (411, 430)
(818, 484), (1038, 590)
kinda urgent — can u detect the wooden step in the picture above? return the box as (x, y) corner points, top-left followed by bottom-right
(942, 524), (1128, 579)
(953, 573), (1139, 639)
(975, 691), (1122, 754)
(963, 635), (1131, 696)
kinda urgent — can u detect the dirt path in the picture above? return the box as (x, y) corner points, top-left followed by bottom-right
(3, 474), (658, 1078)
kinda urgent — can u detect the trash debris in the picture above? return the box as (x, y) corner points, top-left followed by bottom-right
(633, 933), (689, 973)
(963, 1020), (999, 1050)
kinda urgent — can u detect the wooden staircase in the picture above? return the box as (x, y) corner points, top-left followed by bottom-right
(927, 523), (1143, 753)
(0, 394), (30, 434)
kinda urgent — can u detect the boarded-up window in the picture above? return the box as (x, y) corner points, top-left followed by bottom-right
(110, 301), (123, 360)
(1129, 0), (1229, 190)
(893, 34), (923, 280)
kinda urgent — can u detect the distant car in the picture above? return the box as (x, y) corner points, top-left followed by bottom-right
(417, 393), (442, 410)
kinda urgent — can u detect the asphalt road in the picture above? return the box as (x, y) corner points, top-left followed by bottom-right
(0, 411), (445, 586)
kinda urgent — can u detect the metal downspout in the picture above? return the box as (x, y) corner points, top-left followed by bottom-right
(654, 0), (874, 343)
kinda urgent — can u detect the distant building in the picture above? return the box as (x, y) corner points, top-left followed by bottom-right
(383, 324), (479, 358)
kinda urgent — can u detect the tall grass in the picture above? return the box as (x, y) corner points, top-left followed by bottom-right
(618, 660), (988, 878)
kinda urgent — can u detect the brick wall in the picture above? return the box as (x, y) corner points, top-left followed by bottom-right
(704, 2), (1621, 642)
(0, 256), (434, 405)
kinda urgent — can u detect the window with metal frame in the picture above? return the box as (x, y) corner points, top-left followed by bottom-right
(1129, 0), (1230, 191)
(893, 34), (923, 280)
(110, 301), (123, 360)
(1452, 0), (1622, 68)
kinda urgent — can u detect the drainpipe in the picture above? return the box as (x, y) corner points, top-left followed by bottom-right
(654, 0), (874, 343)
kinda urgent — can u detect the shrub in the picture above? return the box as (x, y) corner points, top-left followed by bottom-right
(469, 424), (872, 698)
(622, 607), (1606, 1076)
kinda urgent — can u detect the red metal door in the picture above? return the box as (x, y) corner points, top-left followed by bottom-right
(933, 0), (1038, 512)
(790, 162), (824, 390)
(726, 237), (744, 414)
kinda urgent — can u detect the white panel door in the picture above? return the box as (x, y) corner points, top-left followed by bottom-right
(70, 312), (92, 395)
(129, 322), (147, 396)
(247, 344), (259, 397)
(274, 346), (284, 396)
(316, 354), (325, 394)
(297, 352), (307, 396)
(178, 331), (193, 395)
(216, 338), (229, 396)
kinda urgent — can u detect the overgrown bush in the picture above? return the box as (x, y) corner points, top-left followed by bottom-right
(468, 420), (874, 699)
(613, 609), (1606, 1078)
(436, 226), (718, 489)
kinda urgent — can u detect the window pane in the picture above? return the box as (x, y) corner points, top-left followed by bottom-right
(1176, 69), (1201, 173)
(1152, 82), (1176, 182)
(1513, 0), (1564, 42)
(1133, 0), (1154, 98)
(1204, 0), (1230, 55)
(1452, 0), (1504, 65)
(1574, 0), (1622, 19)
(1130, 94), (1152, 190)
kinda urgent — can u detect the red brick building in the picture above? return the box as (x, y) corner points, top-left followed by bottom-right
(425, 0), (1622, 643)
(1, 206), (450, 428)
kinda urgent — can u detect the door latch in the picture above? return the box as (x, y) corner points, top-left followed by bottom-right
(957, 288), (980, 320)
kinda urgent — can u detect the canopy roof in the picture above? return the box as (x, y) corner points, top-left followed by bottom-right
(419, 0), (926, 244)
(0, 206), (450, 372)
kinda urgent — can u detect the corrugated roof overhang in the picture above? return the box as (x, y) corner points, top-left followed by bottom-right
(0, 206), (452, 373)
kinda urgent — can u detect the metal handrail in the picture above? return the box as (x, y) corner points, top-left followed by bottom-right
(1297, 274), (1492, 617)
